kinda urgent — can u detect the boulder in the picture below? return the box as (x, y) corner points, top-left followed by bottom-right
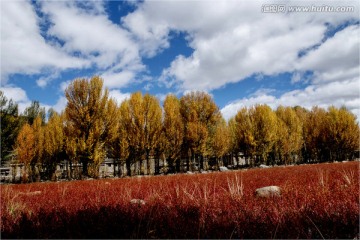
(130, 199), (146, 205)
(259, 164), (270, 168)
(219, 166), (229, 172)
(255, 186), (281, 197)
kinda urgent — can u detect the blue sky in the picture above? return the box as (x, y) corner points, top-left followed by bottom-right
(1, 0), (359, 120)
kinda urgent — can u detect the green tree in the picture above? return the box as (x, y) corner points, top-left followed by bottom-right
(23, 101), (45, 125)
(0, 91), (21, 164)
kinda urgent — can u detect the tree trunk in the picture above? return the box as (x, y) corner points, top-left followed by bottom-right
(236, 154), (240, 169)
(199, 155), (204, 172)
(126, 158), (131, 176)
(113, 158), (117, 177)
(176, 159), (181, 173)
(146, 150), (151, 175)
(69, 160), (73, 179)
(186, 157), (190, 172)
(81, 157), (89, 177)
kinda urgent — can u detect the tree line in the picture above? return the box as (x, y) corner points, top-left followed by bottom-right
(1, 76), (359, 182)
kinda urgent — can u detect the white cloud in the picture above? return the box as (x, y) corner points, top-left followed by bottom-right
(0, 86), (29, 103)
(124, 0), (359, 122)
(101, 71), (135, 89)
(297, 25), (359, 84)
(41, 1), (144, 88)
(51, 96), (68, 114)
(108, 89), (130, 105)
(1, 1), (146, 89)
(0, 1), (89, 82)
(221, 95), (277, 121)
(123, 0), (358, 92)
(0, 86), (31, 113)
(221, 78), (360, 121)
(36, 71), (61, 88)
(221, 24), (360, 121)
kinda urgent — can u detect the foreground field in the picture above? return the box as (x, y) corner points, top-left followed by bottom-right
(1, 162), (359, 238)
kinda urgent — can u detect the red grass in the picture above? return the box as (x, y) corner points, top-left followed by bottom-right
(1, 161), (359, 238)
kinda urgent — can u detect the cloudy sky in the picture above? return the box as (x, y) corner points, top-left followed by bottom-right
(1, 0), (359, 120)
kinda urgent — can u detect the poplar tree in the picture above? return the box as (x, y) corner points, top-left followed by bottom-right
(119, 92), (162, 175)
(210, 117), (229, 169)
(31, 116), (44, 181)
(163, 94), (184, 173)
(304, 107), (328, 162)
(234, 107), (256, 166)
(327, 106), (359, 161)
(250, 105), (278, 165)
(15, 123), (35, 182)
(64, 76), (115, 177)
(180, 91), (220, 171)
(275, 106), (303, 165)
(143, 94), (162, 175)
(43, 112), (65, 180)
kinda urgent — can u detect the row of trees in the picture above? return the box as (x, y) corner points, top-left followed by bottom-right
(1, 76), (359, 181)
(228, 104), (359, 166)
(1, 91), (46, 165)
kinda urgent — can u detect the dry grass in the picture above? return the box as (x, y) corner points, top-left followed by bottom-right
(1, 161), (359, 239)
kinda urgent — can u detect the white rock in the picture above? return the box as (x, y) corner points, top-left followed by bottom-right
(186, 171), (194, 174)
(130, 199), (146, 205)
(255, 186), (281, 197)
(219, 166), (229, 172)
(259, 164), (270, 168)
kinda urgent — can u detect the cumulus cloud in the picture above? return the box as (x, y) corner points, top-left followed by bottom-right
(122, 0), (359, 121)
(51, 96), (68, 114)
(1, 0), (146, 90)
(108, 89), (130, 104)
(297, 24), (359, 84)
(123, 0), (358, 92)
(0, 86), (31, 113)
(2, 0), (359, 123)
(41, 1), (144, 88)
(221, 24), (360, 121)
(0, 1), (89, 83)
(221, 78), (360, 121)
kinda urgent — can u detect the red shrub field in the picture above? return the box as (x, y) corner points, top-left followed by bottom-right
(1, 161), (359, 239)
